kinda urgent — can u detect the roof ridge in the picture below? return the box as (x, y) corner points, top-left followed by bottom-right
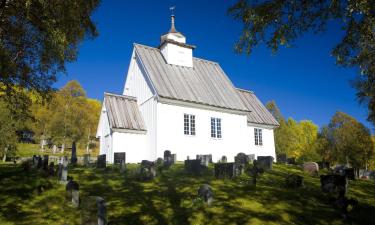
(104, 92), (137, 101)
(236, 87), (254, 94)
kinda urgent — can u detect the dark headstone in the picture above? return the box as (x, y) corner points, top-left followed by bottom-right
(320, 174), (348, 195)
(235, 152), (249, 165)
(164, 150), (173, 167)
(140, 160), (156, 180)
(247, 160), (264, 186)
(277, 154), (287, 163)
(198, 184), (213, 205)
(318, 161), (330, 169)
(120, 159), (126, 173)
(287, 157), (296, 165)
(37, 156), (43, 169)
(257, 156), (273, 170)
(57, 161), (63, 180)
(71, 141), (77, 165)
(184, 159), (203, 175)
(196, 154), (212, 167)
(83, 154), (90, 166)
(48, 162), (55, 176)
(66, 177), (79, 207)
(303, 162), (319, 176)
(97, 154), (106, 168)
(214, 163), (242, 179)
(32, 155), (38, 167)
(285, 174), (304, 188)
(114, 152), (126, 165)
(344, 168), (355, 180)
(43, 155), (49, 171)
(220, 156), (227, 163)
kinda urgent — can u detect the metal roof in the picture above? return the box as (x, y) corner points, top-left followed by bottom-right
(236, 89), (280, 127)
(134, 43), (248, 112)
(104, 93), (147, 131)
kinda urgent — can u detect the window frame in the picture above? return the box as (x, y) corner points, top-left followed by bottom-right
(254, 128), (263, 146)
(211, 117), (222, 139)
(184, 114), (196, 136)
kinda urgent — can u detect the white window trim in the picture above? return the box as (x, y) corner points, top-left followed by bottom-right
(254, 128), (263, 146)
(211, 117), (222, 140)
(184, 114), (196, 136)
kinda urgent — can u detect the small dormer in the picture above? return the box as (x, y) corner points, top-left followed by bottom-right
(159, 15), (195, 68)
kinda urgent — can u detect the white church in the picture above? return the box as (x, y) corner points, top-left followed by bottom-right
(96, 15), (279, 163)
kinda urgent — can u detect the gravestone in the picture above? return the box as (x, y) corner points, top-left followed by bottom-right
(81, 196), (107, 225)
(32, 155), (38, 167)
(140, 160), (156, 180)
(164, 150), (173, 167)
(114, 152), (126, 165)
(303, 162), (319, 176)
(344, 168), (355, 180)
(234, 152), (249, 165)
(71, 142), (77, 165)
(196, 155), (212, 167)
(48, 162), (55, 176)
(66, 177), (79, 208)
(120, 160), (126, 173)
(185, 159), (203, 175)
(277, 154), (287, 164)
(97, 154), (106, 168)
(318, 161), (330, 169)
(43, 155), (49, 171)
(247, 160), (263, 185)
(287, 157), (296, 165)
(83, 154), (90, 166)
(247, 154), (255, 163)
(198, 184), (213, 205)
(171, 154), (177, 164)
(52, 145), (57, 154)
(37, 156), (43, 169)
(214, 163), (236, 179)
(60, 156), (68, 184)
(57, 158), (63, 180)
(285, 174), (304, 188)
(320, 174), (348, 195)
(220, 156), (227, 163)
(257, 156), (273, 170)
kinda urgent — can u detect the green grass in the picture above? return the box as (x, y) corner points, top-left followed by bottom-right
(0, 162), (374, 225)
(15, 143), (99, 158)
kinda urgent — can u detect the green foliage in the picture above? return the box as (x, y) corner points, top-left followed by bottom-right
(0, 163), (374, 224)
(318, 111), (374, 168)
(0, 101), (18, 159)
(0, 0), (100, 116)
(228, 0), (375, 125)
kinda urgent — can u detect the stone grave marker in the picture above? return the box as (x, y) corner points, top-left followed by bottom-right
(32, 155), (38, 167)
(303, 162), (319, 176)
(257, 156), (274, 170)
(320, 174), (348, 195)
(220, 156), (227, 163)
(344, 168), (355, 180)
(185, 159), (203, 175)
(120, 159), (126, 173)
(247, 154), (255, 163)
(66, 177), (79, 208)
(214, 163), (236, 179)
(198, 184), (213, 205)
(57, 158), (63, 180)
(287, 157), (296, 165)
(60, 156), (68, 184)
(52, 145), (57, 154)
(164, 150), (173, 167)
(247, 160), (263, 185)
(140, 160), (156, 180)
(43, 155), (49, 171)
(97, 154), (106, 168)
(196, 154), (212, 167)
(285, 174), (304, 188)
(37, 156), (43, 169)
(114, 152), (126, 165)
(171, 154), (177, 164)
(277, 153), (287, 164)
(81, 196), (107, 225)
(71, 142), (77, 165)
(234, 152), (249, 165)
(48, 162), (55, 176)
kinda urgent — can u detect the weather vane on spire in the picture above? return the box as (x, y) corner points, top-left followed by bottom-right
(169, 6), (175, 16)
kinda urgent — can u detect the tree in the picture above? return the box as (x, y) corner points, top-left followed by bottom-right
(0, 100), (18, 161)
(228, 0), (375, 125)
(320, 111), (374, 169)
(0, 0), (100, 115)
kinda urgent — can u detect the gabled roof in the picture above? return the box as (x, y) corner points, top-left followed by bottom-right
(134, 43), (248, 112)
(104, 93), (147, 132)
(236, 89), (279, 127)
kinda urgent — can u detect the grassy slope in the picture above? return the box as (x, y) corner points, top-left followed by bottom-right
(0, 163), (374, 225)
(16, 143), (99, 157)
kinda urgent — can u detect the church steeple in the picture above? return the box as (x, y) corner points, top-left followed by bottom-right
(159, 9), (195, 68)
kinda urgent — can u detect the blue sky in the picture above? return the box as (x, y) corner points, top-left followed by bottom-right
(55, 0), (372, 130)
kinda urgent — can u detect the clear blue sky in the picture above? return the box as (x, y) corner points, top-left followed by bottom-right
(55, 0), (372, 130)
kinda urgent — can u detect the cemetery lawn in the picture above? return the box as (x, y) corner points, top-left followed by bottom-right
(0, 163), (374, 225)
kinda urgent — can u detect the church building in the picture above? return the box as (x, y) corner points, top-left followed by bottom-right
(96, 15), (279, 163)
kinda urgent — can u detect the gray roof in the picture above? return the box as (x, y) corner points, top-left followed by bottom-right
(236, 89), (279, 126)
(104, 93), (147, 131)
(134, 44), (248, 112)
